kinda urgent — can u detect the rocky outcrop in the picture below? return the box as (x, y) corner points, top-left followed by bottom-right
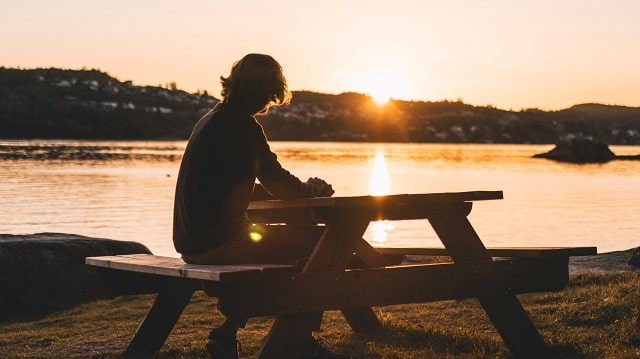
(533, 137), (640, 163)
(533, 138), (616, 163)
(569, 247), (640, 273)
(0, 233), (154, 322)
(629, 247), (640, 266)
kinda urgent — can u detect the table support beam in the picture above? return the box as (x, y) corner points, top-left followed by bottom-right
(428, 202), (551, 359)
(257, 212), (370, 358)
(478, 297), (550, 359)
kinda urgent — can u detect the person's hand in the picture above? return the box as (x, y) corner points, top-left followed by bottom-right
(306, 177), (335, 197)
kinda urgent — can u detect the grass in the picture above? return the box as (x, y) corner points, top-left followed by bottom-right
(0, 272), (639, 358)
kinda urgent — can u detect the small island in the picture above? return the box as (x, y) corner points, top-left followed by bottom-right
(533, 137), (640, 163)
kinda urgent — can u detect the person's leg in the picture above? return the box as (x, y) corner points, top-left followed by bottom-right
(239, 224), (323, 265)
(182, 239), (254, 358)
(182, 224), (323, 265)
(183, 225), (325, 358)
(243, 225), (351, 358)
(206, 317), (246, 359)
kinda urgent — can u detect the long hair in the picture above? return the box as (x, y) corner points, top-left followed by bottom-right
(220, 54), (292, 115)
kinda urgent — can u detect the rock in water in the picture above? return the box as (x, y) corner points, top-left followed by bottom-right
(0, 233), (153, 322)
(533, 137), (617, 163)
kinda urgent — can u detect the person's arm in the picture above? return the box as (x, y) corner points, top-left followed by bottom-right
(250, 123), (334, 199)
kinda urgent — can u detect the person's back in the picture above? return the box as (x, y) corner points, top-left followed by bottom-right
(173, 103), (271, 256)
(173, 54), (333, 262)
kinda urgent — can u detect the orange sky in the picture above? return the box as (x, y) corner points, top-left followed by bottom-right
(2, 0), (639, 110)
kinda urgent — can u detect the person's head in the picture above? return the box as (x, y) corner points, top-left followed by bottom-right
(220, 53), (292, 115)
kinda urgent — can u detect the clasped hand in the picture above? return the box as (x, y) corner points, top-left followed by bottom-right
(306, 177), (335, 197)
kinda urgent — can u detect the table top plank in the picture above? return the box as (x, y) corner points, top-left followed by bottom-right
(248, 191), (503, 224)
(248, 191), (503, 211)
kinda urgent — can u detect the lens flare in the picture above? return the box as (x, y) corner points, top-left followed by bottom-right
(249, 231), (263, 242)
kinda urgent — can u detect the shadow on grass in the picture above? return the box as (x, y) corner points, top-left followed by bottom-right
(87, 347), (209, 359)
(348, 322), (506, 358)
(547, 342), (587, 359)
(347, 321), (589, 359)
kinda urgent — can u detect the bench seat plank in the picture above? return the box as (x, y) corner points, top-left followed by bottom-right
(374, 246), (597, 258)
(86, 254), (295, 282)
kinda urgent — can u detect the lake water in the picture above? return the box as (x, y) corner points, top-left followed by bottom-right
(1, 140), (639, 257)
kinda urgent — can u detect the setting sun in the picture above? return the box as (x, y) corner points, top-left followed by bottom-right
(348, 69), (411, 105)
(370, 91), (391, 105)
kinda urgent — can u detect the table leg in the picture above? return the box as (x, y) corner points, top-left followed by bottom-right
(428, 202), (550, 359)
(123, 279), (196, 358)
(258, 214), (370, 358)
(478, 296), (550, 359)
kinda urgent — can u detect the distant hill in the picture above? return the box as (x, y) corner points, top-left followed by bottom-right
(2, 67), (640, 144)
(0, 67), (216, 139)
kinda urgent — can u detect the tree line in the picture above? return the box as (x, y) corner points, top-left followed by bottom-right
(1, 67), (639, 144)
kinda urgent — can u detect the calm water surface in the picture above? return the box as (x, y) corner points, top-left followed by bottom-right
(1, 140), (639, 256)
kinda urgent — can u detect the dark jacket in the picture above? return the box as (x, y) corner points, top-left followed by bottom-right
(172, 103), (317, 255)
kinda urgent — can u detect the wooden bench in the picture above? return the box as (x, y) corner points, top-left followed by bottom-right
(86, 254), (301, 358)
(86, 245), (595, 357)
(374, 246), (597, 265)
(86, 192), (599, 358)
(375, 246), (597, 258)
(87, 247), (596, 292)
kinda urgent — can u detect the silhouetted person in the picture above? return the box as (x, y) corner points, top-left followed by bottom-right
(173, 54), (347, 358)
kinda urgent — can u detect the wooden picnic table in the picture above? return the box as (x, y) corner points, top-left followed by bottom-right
(86, 191), (596, 359)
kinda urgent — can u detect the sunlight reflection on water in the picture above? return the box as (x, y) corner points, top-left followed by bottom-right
(367, 151), (394, 246)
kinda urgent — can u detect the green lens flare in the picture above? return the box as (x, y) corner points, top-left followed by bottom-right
(249, 231), (263, 242)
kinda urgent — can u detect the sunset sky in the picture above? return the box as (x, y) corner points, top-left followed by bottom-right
(2, 0), (639, 110)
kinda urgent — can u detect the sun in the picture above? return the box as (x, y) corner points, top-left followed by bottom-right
(369, 89), (393, 105)
(349, 69), (408, 105)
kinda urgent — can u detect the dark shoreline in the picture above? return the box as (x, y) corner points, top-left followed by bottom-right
(569, 248), (639, 274)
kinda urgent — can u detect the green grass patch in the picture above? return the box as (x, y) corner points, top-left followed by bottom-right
(1, 272), (638, 358)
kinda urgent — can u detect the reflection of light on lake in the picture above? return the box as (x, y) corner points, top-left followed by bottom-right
(369, 220), (394, 244)
(369, 152), (391, 195)
(368, 151), (393, 245)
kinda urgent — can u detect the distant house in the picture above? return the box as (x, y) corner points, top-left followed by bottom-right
(101, 101), (118, 108)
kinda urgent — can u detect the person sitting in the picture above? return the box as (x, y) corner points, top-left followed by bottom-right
(173, 53), (348, 358)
